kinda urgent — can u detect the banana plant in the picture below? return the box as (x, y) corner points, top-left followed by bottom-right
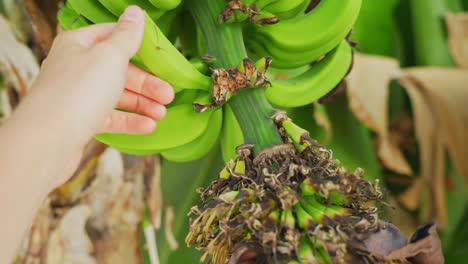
(57, 0), (437, 263)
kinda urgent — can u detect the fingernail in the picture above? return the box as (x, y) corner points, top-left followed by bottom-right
(119, 6), (145, 24)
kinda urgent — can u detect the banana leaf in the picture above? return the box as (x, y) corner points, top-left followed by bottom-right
(324, 95), (382, 182)
(352, 0), (400, 56)
(153, 145), (224, 264)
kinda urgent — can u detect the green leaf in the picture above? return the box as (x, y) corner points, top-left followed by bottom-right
(324, 95), (382, 182)
(156, 145), (224, 264)
(440, 162), (467, 252)
(352, 0), (400, 56)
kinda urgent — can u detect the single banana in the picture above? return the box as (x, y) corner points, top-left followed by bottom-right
(167, 89), (204, 108)
(147, 0), (182, 10)
(96, 0), (165, 20)
(220, 105), (244, 163)
(161, 107), (223, 162)
(254, 0), (361, 51)
(256, 0), (280, 9)
(137, 12), (212, 92)
(300, 196), (348, 223)
(263, 0), (305, 19)
(67, 0), (116, 23)
(294, 204), (315, 231)
(188, 57), (209, 75)
(271, 0), (309, 20)
(298, 239), (320, 263)
(58, 3), (91, 30)
(265, 41), (352, 107)
(95, 103), (216, 151)
(58, 7), (152, 71)
(62, 2), (212, 92)
(246, 0), (361, 68)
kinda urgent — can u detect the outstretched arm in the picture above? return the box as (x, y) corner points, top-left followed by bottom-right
(0, 6), (173, 262)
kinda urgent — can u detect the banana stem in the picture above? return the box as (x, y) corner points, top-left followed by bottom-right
(187, 0), (283, 155)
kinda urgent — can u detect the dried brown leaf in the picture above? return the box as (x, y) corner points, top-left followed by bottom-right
(399, 69), (452, 228)
(386, 223), (444, 264)
(348, 223), (444, 263)
(0, 15), (38, 105)
(347, 222), (408, 259)
(346, 53), (412, 175)
(387, 195), (419, 238)
(94, 226), (141, 264)
(406, 69), (468, 190)
(0, 1), (33, 43)
(46, 205), (95, 264)
(164, 206), (179, 251)
(23, 0), (56, 58)
(83, 148), (125, 231)
(446, 12), (468, 68)
(398, 177), (424, 211)
(15, 199), (52, 264)
(51, 140), (106, 207)
(145, 156), (163, 228)
(0, 86), (12, 123)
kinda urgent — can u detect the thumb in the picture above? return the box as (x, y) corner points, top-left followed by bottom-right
(104, 6), (145, 59)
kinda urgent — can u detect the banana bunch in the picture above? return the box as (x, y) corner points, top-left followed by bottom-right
(57, 0), (360, 163)
(186, 114), (384, 263)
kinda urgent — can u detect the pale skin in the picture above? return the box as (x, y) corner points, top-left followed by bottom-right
(0, 6), (173, 262)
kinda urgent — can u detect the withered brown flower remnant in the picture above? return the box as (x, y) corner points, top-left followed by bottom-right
(219, 0), (280, 26)
(194, 58), (272, 112)
(186, 112), (444, 264)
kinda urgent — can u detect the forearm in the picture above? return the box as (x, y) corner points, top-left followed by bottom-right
(0, 92), (81, 262)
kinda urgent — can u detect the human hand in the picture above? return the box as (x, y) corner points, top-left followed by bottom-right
(2, 6), (174, 187)
(0, 7), (176, 260)
(31, 6), (174, 145)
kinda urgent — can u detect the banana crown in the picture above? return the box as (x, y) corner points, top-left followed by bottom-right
(58, 0), (361, 162)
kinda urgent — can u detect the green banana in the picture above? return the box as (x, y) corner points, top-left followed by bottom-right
(275, 0), (310, 19)
(147, 0), (182, 10)
(281, 119), (309, 145)
(264, 0), (307, 19)
(281, 208), (296, 231)
(265, 41), (352, 107)
(96, 103), (216, 151)
(294, 204), (315, 231)
(254, 0), (361, 51)
(58, 3), (91, 30)
(67, 0), (116, 23)
(220, 105), (244, 163)
(298, 239), (320, 263)
(96, 0), (165, 20)
(272, 0), (309, 20)
(301, 196), (348, 222)
(62, 2), (212, 93)
(188, 57), (209, 75)
(256, 0), (280, 9)
(246, 0), (361, 68)
(137, 12), (212, 92)
(161, 107), (223, 162)
(58, 8), (148, 71)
